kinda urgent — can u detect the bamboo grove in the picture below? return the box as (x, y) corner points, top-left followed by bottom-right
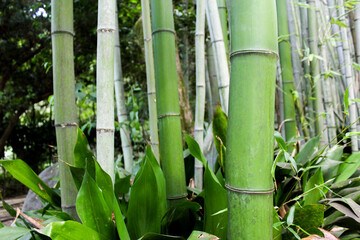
(3, 0), (360, 239)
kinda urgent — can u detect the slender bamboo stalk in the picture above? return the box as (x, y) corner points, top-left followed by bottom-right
(277, 0), (297, 144)
(226, 0), (278, 238)
(206, 0), (230, 113)
(217, 0), (228, 56)
(308, 0), (325, 143)
(194, 0), (206, 189)
(141, 0), (160, 161)
(205, 61), (214, 121)
(97, 0), (116, 180)
(114, 5), (133, 173)
(206, 42), (220, 113)
(355, 4), (360, 63)
(182, 0), (190, 97)
(51, 0), (78, 218)
(338, 0), (359, 152)
(150, 0), (187, 204)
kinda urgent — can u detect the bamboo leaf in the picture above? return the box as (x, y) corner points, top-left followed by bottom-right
(293, 205), (326, 237)
(187, 231), (219, 239)
(287, 205), (295, 225)
(212, 105), (227, 157)
(295, 136), (320, 164)
(41, 221), (106, 240)
(76, 170), (115, 239)
(0, 159), (61, 207)
(0, 226), (31, 240)
(274, 131), (288, 151)
(127, 146), (167, 239)
(330, 17), (348, 28)
(284, 151), (298, 173)
(139, 233), (184, 240)
(335, 152), (360, 183)
(352, 62), (360, 71)
(273, 208), (282, 240)
(113, 197), (130, 240)
(344, 86), (350, 115)
(304, 169), (325, 205)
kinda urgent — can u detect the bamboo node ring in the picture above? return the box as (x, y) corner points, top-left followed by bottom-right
(119, 113), (129, 116)
(147, 91), (156, 95)
(152, 28), (176, 35)
(96, 128), (114, 133)
(195, 33), (205, 36)
(158, 113), (180, 119)
(51, 30), (75, 36)
(167, 194), (188, 200)
(218, 6), (226, 9)
(230, 50), (279, 59)
(225, 184), (275, 194)
(211, 39), (224, 44)
(218, 84), (229, 89)
(97, 28), (115, 33)
(61, 204), (76, 209)
(194, 128), (204, 132)
(55, 122), (77, 128)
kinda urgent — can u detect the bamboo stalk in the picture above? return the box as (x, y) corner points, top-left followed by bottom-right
(205, 61), (214, 121)
(150, 0), (187, 204)
(206, 42), (220, 113)
(114, 5), (133, 173)
(141, 0), (160, 161)
(206, 0), (230, 113)
(51, 0), (78, 218)
(226, 0), (278, 238)
(217, 0), (228, 56)
(194, 0), (206, 189)
(96, 0), (116, 180)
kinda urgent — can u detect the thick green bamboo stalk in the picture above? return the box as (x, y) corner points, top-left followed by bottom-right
(51, 0), (78, 218)
(277, 0), (297, 144)
(141, 0), (160, 161)
(338, 0), (359, 152)
(194, 0), (206, 189)
(114, 5), (133, 173)
(206, 0), (230, 113)
(226, 0), (278, 238)
(150, 0), (187, 204)
(308, 0), (325, 142)
(217, 0), (228, 56)
(97, 0), (116, 181)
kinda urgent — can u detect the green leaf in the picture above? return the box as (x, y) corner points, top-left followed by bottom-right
(69, 165), (85, 190)
(41, 221), (106, 240)
(212, 105), (227, 157)
(139, 233), (184, 240)
(187, 231), (219, 239)
(273, 208), (282, 240)
(272, 151), (284, 180)
(0, 227), (31, 240)
(344, 86), (350, 115)
(185, 134), (227, 239)
(114, 198), (130, 240)
(0, 159), (60, 207)
(0, 221), (4, 228)
(335, 152), (360, 183)
(127, 146), (167, 239)
(76, 170), (115, 240)
(287, 205), (295, 225)
(295, 136), (320, 165)
(321, 145), (344, 181)
(274, 131), (288, 151)
(114, 169), (131, 196)
(304, 169), (325, 205)
(295, 2), (310, 8)
(284, 151), (298, 173)
(330, 17), (348, 28)
(293, 204), (326, 237)
(74, 126), (95, 168)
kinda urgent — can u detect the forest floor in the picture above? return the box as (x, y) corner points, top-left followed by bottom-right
(0, 195), (26, 226)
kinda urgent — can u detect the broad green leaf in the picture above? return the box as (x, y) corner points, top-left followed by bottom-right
(73, 126), (95, 168)
(335, 152), (360, 183)
(114, 197), (130, 240)
(187, 231), (219, 239)
(0, 159), (60, 207)
(76, 170), (115, 240)
(41, 221), (105, 240)
(344, 86), (350, 115)
(274, 131), (287, 151)
(185, 134), (227, 239)
(94, 159), (114, 211)
(212, 105), (227, 157)
(293, 204), (326, 237)
(321, 146), (344, 181)
(0, 227), (31, 240)
(114, 170), (131, 196)
(284, 151), (298, 173)
(304, 169), (325, 205)
(139, 233), (184, 240)
(127, 146), (167, 240)
(68, 165), (85, 190)
(287, 205), (295, 225)
(0, 221), (4, 228)
(295, 136), (320, 165)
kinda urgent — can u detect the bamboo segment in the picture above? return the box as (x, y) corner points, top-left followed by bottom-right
(194, 0), (206, 189)
(51, 0), (78, 218)
(277, 0), (297, 144)
(338, 0), (359, 152)
(206, 0), (230, 114)
(217, 0), (228, 56)
(141, 0), (160, 161)
(308, 0), (325, 142)
(114, 5), (133, 173)
(226, 0), (278, 238)
(206, 43), (220, 113)
(96, 0), (116, 181)
(150, 0), (187, 204)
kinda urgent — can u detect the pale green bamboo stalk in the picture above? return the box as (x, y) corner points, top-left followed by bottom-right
(226, 0), (278, 238)
(217, 0), (228, 56)
(277, 0), (298, 144)
(338, 0), (359, 152)
(150, 0), (187, 205)
(114, 5), (133, 173)
(206, 0), (230, 114)
(355, 4), (360, 63)
(141, 0), (160, 161)
(205, 61), (214, 121)
(51, 0), (78, 218)
(206, 42), (220, 113)
(194, 0), (206, 190)
(183, 0), (190, 97)
(97, 0), (116, 181)
(308, 0), (325, 143)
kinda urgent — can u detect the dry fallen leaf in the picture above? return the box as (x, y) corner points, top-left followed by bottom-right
(301, 228), (339, 240)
